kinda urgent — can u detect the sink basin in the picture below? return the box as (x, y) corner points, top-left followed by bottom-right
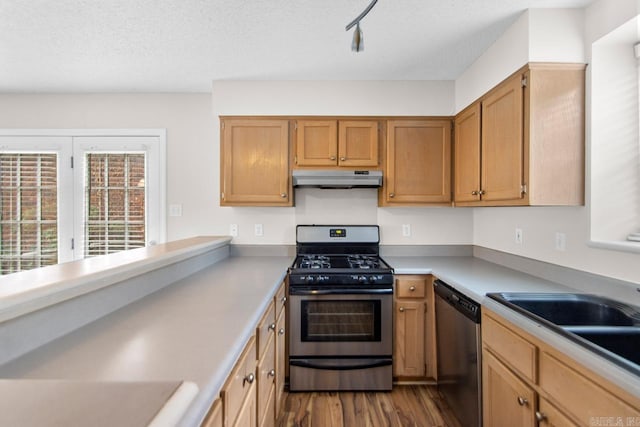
(487, 292), (640, 376)
(486, 293), (640, 327)
(564, 326), (640, 366)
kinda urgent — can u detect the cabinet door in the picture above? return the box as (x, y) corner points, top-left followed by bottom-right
(221, 119), (291, 206)
(481, 74), (524, 202)
(233, 382), (257, 427)
(201, 398), (223, 427)
(384, 120), (452, 205)
(275, 309), (286, 418)
(483, 350), (536, 427)
(454, 102), (481, 202)
(338, 120), (379, 167)
(537, 397), (578, 427)
(295, 120), (338, 166)
(393, 299), (425, 377)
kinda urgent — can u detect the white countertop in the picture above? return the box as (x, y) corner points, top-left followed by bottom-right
(0, 379), (197, 427)
(1, 250), (638, 426)
(0, 255), (292, 426)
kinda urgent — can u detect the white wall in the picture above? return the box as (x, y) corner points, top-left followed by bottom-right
(211, 80), (473, 245)
(460, 3), (640, 285)
(0, 94), (215, 242)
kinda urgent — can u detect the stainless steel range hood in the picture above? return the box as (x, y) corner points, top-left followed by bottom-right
(292, 170), (382, 189)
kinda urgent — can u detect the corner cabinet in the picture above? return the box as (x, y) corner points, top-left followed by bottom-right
(381, 120), (452, 206)
(482, 308), (640, 426)
(220, 118), (292, 206)
(294, 119), (380, 168)
(454, 63), (585, 206)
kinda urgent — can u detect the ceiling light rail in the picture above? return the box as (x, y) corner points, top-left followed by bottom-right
(345, 0), (378, 52)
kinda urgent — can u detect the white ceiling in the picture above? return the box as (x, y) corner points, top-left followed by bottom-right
(0, 0), (593, 92)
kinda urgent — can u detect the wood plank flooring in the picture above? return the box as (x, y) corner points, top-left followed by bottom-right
(277, 385), (462, 427)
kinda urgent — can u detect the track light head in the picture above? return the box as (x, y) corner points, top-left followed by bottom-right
(351, 22), (364, 52)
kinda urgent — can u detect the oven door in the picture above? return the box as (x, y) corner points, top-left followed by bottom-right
(289, 290), (393, 357)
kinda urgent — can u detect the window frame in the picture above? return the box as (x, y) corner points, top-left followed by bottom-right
(0, 129), (167, 267)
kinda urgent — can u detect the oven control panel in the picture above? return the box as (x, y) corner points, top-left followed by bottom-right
(289, 273), (394, 286)
(329, 228), (347, 238)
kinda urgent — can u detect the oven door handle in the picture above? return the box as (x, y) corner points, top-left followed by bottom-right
(290, 358), (392, 371)
(289, 288), (393, 295)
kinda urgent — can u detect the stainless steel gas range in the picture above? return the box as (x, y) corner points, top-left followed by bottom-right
(288, 225), (393, 392)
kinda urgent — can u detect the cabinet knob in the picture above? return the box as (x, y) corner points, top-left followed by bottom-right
(340, 157), (346, 161)
(330, 156), (336, 160)
(268, 369), (276, 378)
(478, 190), (486, 195)
(281, 296), (287, 304)
(535, 411), (547, 422)
(399, 307), (405, 312)
(278, 327), (285, 335)
(517, 396), (529, 406)
(280, 193), (287, 198)
(471, 190), (479, 195)
(243, 372), (255, 386)
(389, 193), (395, 198)
(409, 286), (416, 292)
(268, 323), (276, 332)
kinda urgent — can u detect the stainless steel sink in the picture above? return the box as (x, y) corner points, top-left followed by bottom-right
(487, 292), (640, 376)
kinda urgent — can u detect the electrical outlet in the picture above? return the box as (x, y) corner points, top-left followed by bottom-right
(229, 224), (238, 237)
(555, 232), (566, 251)
(169, 204), (182, 217)
(254, 223), (263, 236)
(402, 224), (411, 237)
(515, 228), (523, 244)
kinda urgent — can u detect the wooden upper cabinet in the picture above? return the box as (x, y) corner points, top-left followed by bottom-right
(382, 119), (452, 206)
(295, 119), (379, 168)
(453, 63), (585, 207)
(295, 120), (338, 166)
(454, 102), (481, 202)
(482, 72), (525, 203)
(220, 118), (292, 206)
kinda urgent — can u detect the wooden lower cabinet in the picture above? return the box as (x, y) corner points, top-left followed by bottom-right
(483, 309), (640, 427)
(201, 398), (223, 427)
(393, 275), (437, 380)
(201, 283), (287, 427)
(483, 350), (536, 427)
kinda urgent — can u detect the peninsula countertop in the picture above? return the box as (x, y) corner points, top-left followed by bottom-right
(1, 248), (639, 426)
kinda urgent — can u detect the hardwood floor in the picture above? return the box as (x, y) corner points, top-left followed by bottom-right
(277, 385), (462, 427)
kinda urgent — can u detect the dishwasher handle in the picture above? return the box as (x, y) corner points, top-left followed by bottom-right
(434, 279), (481, 323)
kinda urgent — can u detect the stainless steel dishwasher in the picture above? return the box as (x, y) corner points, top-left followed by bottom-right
(434, 279), (482, 427)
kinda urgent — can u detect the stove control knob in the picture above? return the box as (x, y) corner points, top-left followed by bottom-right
(358, 275), (367, 284)
(305, 276), (314, 284)
(369, 276), (377, 283)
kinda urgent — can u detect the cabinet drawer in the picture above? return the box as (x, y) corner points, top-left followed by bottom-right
(274, 284), (286, 318)
(257, 334), (275, 424)
(257, 302), (276, 359)
(539, 351), (640, 424)
(222, 336), (257, 426)
(396, 277), (426, 298)
(482, 313), (537, 382)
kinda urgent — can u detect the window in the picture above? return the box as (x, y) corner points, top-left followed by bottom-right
(0, 131), (166, 275)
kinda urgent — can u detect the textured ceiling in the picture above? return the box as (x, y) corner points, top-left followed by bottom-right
(0, 0), (593, 92)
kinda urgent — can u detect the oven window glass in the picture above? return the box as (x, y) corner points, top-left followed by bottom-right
(301, 300), (381, 342)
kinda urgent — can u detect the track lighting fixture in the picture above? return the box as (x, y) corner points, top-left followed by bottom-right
(345, 0), (378, 52)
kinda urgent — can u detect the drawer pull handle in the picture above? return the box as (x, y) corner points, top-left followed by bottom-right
(268, 323), (276, 332)
(517, 396), (528, 406)
(409, 286), (416, 291)
(268, 369), (276, 378)
(243, 373), (255, 386)
(278, 328), (285, 335)
(535, 411), (547, 422)
(399, 307), (405, 312)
